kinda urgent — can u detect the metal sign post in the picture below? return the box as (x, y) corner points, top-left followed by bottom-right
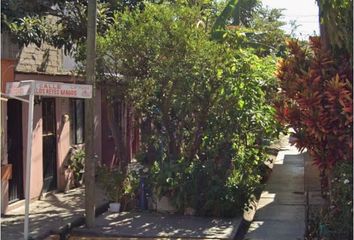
(5, 80), (92, 240)
(23, 81), (35, 240)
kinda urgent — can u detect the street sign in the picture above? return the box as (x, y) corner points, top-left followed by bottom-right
(34, 81), (92, 98)
(6, 81), (92, 99)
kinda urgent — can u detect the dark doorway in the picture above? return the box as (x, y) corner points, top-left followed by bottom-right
(7, 99), (24, 203)
(42, 98), (57, 192)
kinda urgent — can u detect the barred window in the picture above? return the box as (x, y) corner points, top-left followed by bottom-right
(70, 99), (85, 144)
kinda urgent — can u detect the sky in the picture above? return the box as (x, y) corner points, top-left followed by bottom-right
(261, 0), (320, 39)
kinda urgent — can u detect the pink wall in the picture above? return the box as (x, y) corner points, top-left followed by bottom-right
(56, 98), (70, 191)
(22, 101), (43, 199)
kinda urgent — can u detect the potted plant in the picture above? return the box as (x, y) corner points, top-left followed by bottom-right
(97, 165), (125, 212)
(67, 148), (85, 187)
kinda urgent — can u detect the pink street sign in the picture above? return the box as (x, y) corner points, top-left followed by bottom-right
(6, 81), (92, 99)
(34, 81), (92, 98)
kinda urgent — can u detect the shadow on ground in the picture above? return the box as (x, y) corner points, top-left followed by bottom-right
(1, 187), (106, 240)
(71, 211), (240, 239)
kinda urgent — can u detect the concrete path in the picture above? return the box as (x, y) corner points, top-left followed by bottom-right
(1, 187), (107, 240)
(70, 211), (241, 239)
(245, 140), (306, 240)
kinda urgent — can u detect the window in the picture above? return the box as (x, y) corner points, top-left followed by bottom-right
(70, 99), (85, 144)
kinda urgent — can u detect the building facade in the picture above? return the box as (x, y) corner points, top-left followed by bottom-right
(1, 34), (102, 213)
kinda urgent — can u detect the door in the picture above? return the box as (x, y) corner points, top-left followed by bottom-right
(42, 98), (57, 192)
(7, 99), (24, 203)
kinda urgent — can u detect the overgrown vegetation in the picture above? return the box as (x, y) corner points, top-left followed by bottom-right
(97, 2), (284, 217)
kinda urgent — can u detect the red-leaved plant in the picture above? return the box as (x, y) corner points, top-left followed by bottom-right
(275, 37), (352, 192)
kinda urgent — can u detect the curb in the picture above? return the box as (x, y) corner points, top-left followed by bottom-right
(40, 201), (109, 240)
(233, 182), (264, 240)
(233, 145), (279, 240)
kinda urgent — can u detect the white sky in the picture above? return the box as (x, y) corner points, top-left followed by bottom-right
(262, 0), (320, 39)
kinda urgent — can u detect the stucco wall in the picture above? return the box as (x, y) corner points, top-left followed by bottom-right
(56, 98), (71, 191)
(22, 100), (43, 199)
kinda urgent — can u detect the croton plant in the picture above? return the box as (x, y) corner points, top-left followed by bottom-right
(275, 37), (352, 191)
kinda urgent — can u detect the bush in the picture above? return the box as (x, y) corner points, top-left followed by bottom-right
(149, 147), (266, 217)
(97, 166), (125, 203)
(275, 37), (352, 174)
(67, 148), (85, 185)
(97, 3), (283, 217)
(306, 162), (353, 240)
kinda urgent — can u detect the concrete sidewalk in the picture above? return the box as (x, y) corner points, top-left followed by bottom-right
(245, 140), (306, 240)
(1, 187), (107, 240)
(69, 211), (241, 239)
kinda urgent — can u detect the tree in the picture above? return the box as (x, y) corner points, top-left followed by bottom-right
(316, 0), (353, 58)
(211, 0), (287, 57)
(96, 2), (283, 216)
(1, 0), (144, 53)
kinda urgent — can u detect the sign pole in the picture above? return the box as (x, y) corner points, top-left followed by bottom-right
(24, 82), (35, 240)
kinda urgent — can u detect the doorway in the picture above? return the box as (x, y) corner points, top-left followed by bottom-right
(7, 99), (24, 203)
(42, 98), (57, 192)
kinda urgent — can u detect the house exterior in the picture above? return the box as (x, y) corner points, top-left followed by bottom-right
(1, 29), (142, 214)
(0, 33), (104, 213)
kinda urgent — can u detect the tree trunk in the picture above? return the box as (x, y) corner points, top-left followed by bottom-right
(317, 0), (330, 51)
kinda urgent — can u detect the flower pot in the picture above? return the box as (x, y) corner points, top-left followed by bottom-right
(156, 196), (176, 213)
(108, 202), (121, 212)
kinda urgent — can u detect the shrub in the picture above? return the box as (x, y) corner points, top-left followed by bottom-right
(97, 166), (125, 203)
(275, 37), (352, 181)
(306, 162), (353, 240)
(68, 148), (85, 185)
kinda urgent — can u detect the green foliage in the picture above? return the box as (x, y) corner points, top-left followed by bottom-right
(327, 162), (353, 238)
(68, 148), (85, 184)
(211, 0), (287, 57)
(97, 3), (282, 217)
(2, 0), (143, 54)
(306, 162), (353, 240)
(97, 165), (125, 202)
(97, 165), (140, 203)
(317, 0), (353, 57)
(211, 0), (240, 39)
